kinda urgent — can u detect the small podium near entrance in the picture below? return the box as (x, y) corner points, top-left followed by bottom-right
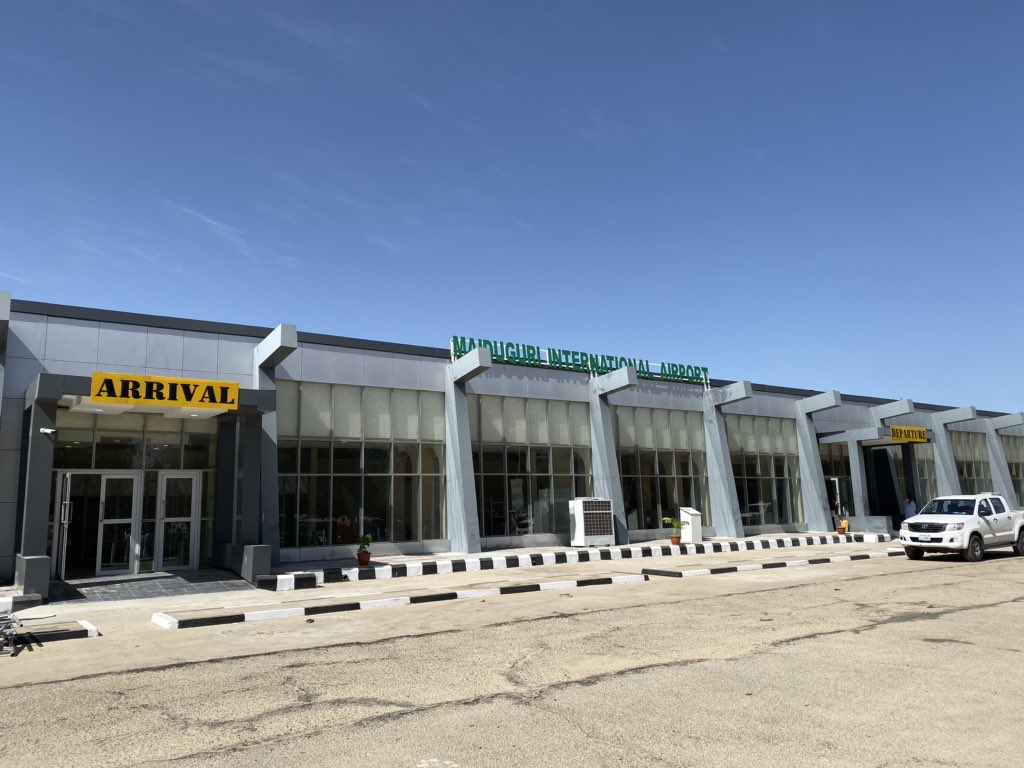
(678, 507), (703, 544)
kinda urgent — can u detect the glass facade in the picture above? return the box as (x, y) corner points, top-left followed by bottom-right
(51, 409), (218, 566)
(614, 407), (709, 528)
(468, 395), (592, 537)
(911, 443), (938, 505)
(819, 442), (853, 516)
(726, 414), (802, 526)
(276, 381), (446, 548)
(950, 430), (992, 495)
(1001, 434), (1024, 503)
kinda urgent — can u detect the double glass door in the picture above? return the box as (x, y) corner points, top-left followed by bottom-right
(54, 470), (201, 578)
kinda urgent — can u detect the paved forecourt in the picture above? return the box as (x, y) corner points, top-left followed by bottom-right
(260, 533), (893, 591)
(153, 541), (906, 629)
(0, 539), (950, 687)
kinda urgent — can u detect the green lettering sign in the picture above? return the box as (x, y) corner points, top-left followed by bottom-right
(451, 336), (709, 385)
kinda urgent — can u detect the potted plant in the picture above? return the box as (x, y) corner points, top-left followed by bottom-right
(357, 533), (373, 566)
(661, 516), (689, 546)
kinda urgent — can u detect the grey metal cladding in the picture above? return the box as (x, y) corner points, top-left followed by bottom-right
(0, 398), (22, 450)
(420, 359), (445, 392)
(332, 348), (365, 385)
(392, 354), (420, 390)
(0, 449), (20, 504)
(299, 345), (333, 383)
(44, 318), (99, 364)
(521, 369), (552, 399)
(6, 315), (48, 360)
(97, 323), (148, 367)
(722, 393), (797, 418)
(297, 330), (448, 359)
(146, 329), (185, 370)
(2, 358), (44, 398)
(11, 299), (270, 340)
(182, 331), (219, 372)
(363, 350), (394, 387)
(273, 345), (300, 380)
(548, 373), (590, 402)
(501, 367), (531, 398)
(217, 336), (255, 376)
(606, 388), (639, 407)
(0, 504), (17, 553)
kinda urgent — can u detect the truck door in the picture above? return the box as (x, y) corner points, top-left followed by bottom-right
(988, 497), (1013, 543)
(977, 498), (999, 546)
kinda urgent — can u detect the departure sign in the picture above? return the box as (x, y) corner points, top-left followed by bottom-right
(889, 425), (928, 443)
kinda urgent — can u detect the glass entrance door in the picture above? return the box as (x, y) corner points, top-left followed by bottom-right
(97, 474), (141, 575)
(53, 473), (103, 580)
(157, 472), (200, 570)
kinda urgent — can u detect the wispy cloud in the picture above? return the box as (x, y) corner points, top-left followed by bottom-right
(165, 200), (298, 268)
(0, 270), (29, 284)
(166, 201), (254, 260)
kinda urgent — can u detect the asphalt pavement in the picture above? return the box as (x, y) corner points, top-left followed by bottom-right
(4, 539), (1022, 768)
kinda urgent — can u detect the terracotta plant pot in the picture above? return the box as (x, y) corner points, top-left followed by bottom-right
(357, 552), (371, 566)
(670, 535), (681, 545)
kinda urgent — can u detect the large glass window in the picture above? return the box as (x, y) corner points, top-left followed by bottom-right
(469, 395), (592, 537)
(615, 407), (709, 528)
(726, 414), (802, 526)
(1001, 434), (1024, 504)
(950, 429), (991, 495)
(820, 442), (854, 516)
(276, 381), (446, 548)
(913, 443), (938, 506)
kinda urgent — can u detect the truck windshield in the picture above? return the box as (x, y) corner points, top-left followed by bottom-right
(920, 499), (975, 516)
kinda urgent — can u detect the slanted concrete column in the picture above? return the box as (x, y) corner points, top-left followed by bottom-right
(703, 381), (752, 538)
(930, 407), (977, 496)
(588, 367), (637, 545)
(982, 413), (1024, 506)
(795, 390), (841, 532)
(252, 323), (297, 565)
(444, 348), (491, 553)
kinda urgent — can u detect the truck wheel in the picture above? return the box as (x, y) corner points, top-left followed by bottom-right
(963, 535), (984, 562)
(904, 546), (924, 560)
(1014, 529), (1024, 556)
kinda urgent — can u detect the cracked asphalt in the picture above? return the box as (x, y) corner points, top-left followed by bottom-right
(4, 545), (1023, 767)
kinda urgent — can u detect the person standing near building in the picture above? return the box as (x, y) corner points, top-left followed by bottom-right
(904, 496), (917, 522)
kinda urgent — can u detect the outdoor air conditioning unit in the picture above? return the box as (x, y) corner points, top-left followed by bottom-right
(569, 497), (615, 547)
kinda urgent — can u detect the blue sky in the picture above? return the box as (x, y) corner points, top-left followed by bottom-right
(2, 1), (1022, 412)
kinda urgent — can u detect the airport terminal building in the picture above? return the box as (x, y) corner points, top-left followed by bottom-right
(3, 291), (1023, 597)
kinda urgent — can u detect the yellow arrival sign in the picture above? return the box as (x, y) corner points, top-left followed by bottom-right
(889, 425), (928, 443)
(91, 372), (239, 411)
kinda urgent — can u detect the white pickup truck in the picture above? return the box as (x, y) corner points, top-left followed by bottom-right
(899, 493), (1024, 562)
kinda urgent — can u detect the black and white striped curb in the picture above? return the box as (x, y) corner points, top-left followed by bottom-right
(642, 548), (906, 578)
(0, 594), (43, 612)
(10, 620), (100, 649)
(258, 534), (894, 592)
(151, 574), (650, 629)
